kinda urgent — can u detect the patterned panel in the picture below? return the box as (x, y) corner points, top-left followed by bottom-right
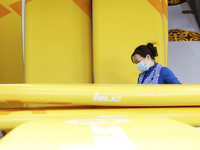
(168, 0), (187, 6)
(169, 29), (200, 42)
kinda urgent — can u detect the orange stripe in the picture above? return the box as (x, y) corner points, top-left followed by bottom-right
(0, 109), (46, 115)
(9, 0), (32, 16)
(162, 0), (168, 19)
(73, 0), (91, 19)
(0, 4), (11, 18)
(0, 110), (15, 115)
(6, 100), (21, 103)
(48, 102), (72, 104)
(147, 0), (162, 17)
(25, 0), (33, 4)
(9, 1), (21, 16)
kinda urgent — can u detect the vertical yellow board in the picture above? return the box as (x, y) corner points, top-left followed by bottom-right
(162, 0), (168, 66)
(25, 0), (93, 83)
(93, 0), (167, 84)
(0, 0), (23, 83)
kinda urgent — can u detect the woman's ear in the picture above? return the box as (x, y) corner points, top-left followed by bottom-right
(146, 54), (151, 60)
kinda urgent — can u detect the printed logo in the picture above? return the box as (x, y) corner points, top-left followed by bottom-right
(93, 92), (122, 102)
(62, 124), (138, 150)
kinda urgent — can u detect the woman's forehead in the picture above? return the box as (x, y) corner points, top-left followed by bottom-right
(133, 54), (143, 60)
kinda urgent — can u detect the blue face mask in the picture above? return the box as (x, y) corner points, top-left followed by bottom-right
(137, 61), (149, 72)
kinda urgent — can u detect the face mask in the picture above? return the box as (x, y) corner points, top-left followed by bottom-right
(137, 61), (149, 72)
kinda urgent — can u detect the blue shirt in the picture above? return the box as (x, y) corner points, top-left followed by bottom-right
(138, 62), (181, 84)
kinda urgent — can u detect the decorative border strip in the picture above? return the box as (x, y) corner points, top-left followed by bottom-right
(168, 0), (187, 6)
(169, 29), (200, 42)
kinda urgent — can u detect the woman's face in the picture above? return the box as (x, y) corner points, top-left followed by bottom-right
(132, 54), (150, 65)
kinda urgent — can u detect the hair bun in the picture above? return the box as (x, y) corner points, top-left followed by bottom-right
(147, 43), (158, 57)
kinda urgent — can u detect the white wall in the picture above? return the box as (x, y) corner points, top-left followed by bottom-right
(168, 41), (200, 84)
(168, 2), (200, 84)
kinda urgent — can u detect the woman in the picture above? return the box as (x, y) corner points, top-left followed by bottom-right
(131, 43), (181, 84)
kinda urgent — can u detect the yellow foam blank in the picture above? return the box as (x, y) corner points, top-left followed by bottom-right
(1, 106), (200, 130)
(25, 0), (93, 83)
(0, 0), (23, 83)
(162, 0), (168, 66)
(0, 84), (200, 107)
(0, 116), (200, 150)
(93, 0), (167, 84)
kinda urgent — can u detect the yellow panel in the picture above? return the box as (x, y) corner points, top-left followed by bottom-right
(25, 0), (93, 83)
(1, 106), (200, 130)
(0, 0), (23, 83)
(162, 0), (168, 66)
(0, 84), (200, 107)
(93, 0), (167, 84)
(1, 116), (200, 150)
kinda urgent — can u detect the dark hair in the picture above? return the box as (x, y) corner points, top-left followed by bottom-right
(131, 43), (158, 62)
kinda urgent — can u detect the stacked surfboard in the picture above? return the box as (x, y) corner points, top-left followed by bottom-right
(1, 0), (200, 149)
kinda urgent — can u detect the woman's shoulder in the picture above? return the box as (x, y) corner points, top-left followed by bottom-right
(160, 66), (173, 74)
(160, 66), (176, 78)
(160, 66), (171, 71)
(160, 66), (181, 84)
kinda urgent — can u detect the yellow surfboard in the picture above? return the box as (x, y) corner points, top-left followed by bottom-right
(24, 0), (93, 83)
(1, 106), (200, 131)
(1, 116), (200, 150)
(162, 0), (168, 65)
(0, 84), (200, 107)
(93, 0), (167, 84)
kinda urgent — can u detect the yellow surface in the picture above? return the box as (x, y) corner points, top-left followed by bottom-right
(93, 0), (167, 84)
(0, 103), (23, 109)
(25, 0), (93, 83)
(0, 84), (200, 106)
(1, 106), (200, 130)
(162, 0), (168, 66)
(0, 0), (23, 83)
(26, 103), (77, 108)
(1, 116), (200, 150)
